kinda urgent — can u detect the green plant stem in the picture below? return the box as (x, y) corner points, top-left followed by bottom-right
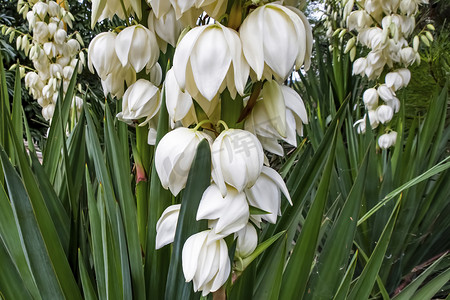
(135, 124), (151, 248)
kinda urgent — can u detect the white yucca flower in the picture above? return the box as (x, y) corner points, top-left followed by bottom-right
(239, 3), (312, 81)
(173, 23), (249, 102)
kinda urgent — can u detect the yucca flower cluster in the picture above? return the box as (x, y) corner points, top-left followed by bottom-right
(326, 0), (432, 148)
(7, 0), (86, 121)
(87, 0), (312, 295)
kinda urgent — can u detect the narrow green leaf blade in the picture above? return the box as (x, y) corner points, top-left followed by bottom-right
(104, 104), (145, 300)
(11, 66), (23, 145)
(392, 253), (447, 300)
(410, 264), (450, 300)
(305, 144), (371, 299)
(0, 147), (71, 298)
(0, 184), (40, 299)
(253, 234), (287, 300)
(332, 251), (358, 300)
(279, 124), (339, 300)
(0, 238), (33, 300)
(78, 250), (99, 300)
(348, 198), (401, 299)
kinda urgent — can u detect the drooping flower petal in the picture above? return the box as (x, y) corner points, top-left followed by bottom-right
(155, 204), (181, 249)
(155, 128), (212, 196)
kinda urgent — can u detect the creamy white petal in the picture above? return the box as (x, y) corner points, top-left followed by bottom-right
(197, 184), (228, 220)
(263, 5), (300, 79)
(115, 26), (134, 67)
(149, 0), (171, 19)
(190, 26), (231, 101)
(155, 204), (181, 249)
(131, 27), (158, 72)
(283, 110), (298, 147)
(261, 166), (292, 204)
(262, 80), (287, 137)
(240, 7), (265, 79)
(258, 136), (284, 156)
(182, 231), (208, 281)
(210, 238), (230, 292)
(282, 85), (308, 124)
(173, 26), (206, 91)
(235, 223), (258, 258)
(154, 128), (196, 191)
(165, 69), (193, 123)
(220, 24), (249, 96)
(211, 133), (227, 196)
(290, 7), (313, 71)
(213, 189), (249, 235)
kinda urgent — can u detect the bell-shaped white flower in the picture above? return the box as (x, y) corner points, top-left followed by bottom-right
(397, 68), (411, 86)
(54, 29), (67, 44)
(33, 2), (48, 19)
(353, 118), (366, 134)
(367, 110), (380, 129)
(385, 68), (411, 91)
(400, 47), (417, 66)
(33, 22), (50, 43)
(155, 127), (213, 196)
(165, 68), (221, 128)
(42, 103), (55, 120)
(148, 8), (183, 53)
(244, 82), (308, 155)
(182, 230), (230, 296)
(352, 57), (367, 76)
(400, 0), (418, 16)
(116, 79), (160, 124)
(239, 3), (311, 80)
(197, 184), (249, 238)
(385, 71), (403, 91)
(100, 65), (136, 98)
(48, 1), (60, 17)
(155, 204), (181, 249)
(115, 25), (159, 73)
(363, 88), (379, 109)
(386, 96), (401, 113)
(378, 131), (398, 149)
(212, 129), (264, 196)
(355, 111), (379, 132)
(173, 23), (249, 101)
(260, 80), (288, 137)
(234, 223), (258, 259)
(376, 105), (394, 124)
(90, 0), (140, 26)
(359, 28), (385, 50)
(377, 84), (396, 101)
(400, 16), (415, 37)
(48, 22), (58, 37)
(88, 32), (120, 79)
(347, 10), (373, 31)
(365, 51), (387, 80)
(245, 166), (292, 224)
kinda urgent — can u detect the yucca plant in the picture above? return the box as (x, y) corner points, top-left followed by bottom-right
(1, 32), (450, 299)
(1, 0), (450, 298)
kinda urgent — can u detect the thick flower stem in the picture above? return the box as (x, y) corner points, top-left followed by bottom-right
(136, 123), (152, 248)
